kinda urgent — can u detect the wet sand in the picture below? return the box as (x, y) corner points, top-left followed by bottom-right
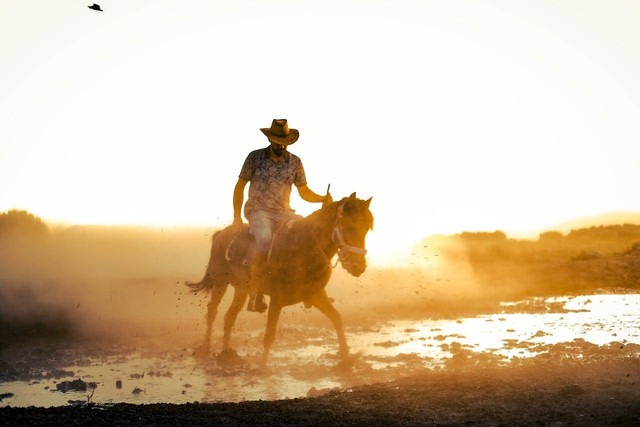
(1, 292), (639, 425)
(1, 354), (638, 426)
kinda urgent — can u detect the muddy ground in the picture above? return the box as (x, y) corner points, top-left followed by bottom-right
(1, 351), (638, 426)
(1, 295), (639, 425)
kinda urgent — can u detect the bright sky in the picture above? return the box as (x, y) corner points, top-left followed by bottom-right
(2, 1), (640, 263)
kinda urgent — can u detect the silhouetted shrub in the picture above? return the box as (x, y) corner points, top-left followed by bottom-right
(0, 210), (48, 238)
(459, 231), (507, 242)
(623, 241), (640, 255)
(539, 231), (563, 242)
(572, 250), (603, 261)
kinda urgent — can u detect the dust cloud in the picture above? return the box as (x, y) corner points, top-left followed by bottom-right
(1, 209), (639, 347)
(0, 211), (215, 344)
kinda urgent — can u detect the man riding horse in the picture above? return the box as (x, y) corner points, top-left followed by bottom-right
(187, 125), (373, 366)
(233, 119), (333, 312)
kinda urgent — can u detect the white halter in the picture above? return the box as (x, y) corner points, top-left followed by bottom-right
(325, 202), (367, 268)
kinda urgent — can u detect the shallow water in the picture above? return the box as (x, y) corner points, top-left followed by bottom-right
(1, 293), (638, 407)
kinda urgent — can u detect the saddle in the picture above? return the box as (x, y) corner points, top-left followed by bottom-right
(225, 220), (299, 266)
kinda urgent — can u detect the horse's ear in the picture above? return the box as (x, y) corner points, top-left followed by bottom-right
(365, 197), (372, 208)
(349, 192), (357, 200)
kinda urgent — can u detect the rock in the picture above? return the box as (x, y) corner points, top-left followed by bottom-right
(373, 340), (404, 348)
(147, 371), (172, 377)
(56, 379), (87, 393)
(559, 384), (585, 398)
(132, 387), (143, 395)
(0, 393), (14, 402)
(116, 380), (122, 389)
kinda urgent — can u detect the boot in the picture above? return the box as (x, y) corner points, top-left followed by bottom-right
(247, 252), (268, 313)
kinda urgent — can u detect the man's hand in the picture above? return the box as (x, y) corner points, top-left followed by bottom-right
(298, 185), (333, 204)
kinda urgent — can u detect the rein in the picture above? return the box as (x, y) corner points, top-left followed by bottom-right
(316, 202), (367, 269)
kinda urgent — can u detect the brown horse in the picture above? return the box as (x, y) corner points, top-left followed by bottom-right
(186, 193), (373, 367)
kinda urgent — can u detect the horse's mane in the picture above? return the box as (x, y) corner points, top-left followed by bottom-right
(294, 196), (374, 232)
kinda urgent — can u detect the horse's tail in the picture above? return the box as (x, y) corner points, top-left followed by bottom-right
(184, 229), (229, 294)
(184, 279), (209, 293)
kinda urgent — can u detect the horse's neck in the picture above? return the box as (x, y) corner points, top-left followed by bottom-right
(300, 206), (338, 257)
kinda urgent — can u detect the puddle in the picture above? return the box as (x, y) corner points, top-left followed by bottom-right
(1, 293), (638, 407)
(351, 294), (640, 362)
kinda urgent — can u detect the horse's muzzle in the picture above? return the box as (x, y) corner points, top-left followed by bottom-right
(342, 254), (366, 277)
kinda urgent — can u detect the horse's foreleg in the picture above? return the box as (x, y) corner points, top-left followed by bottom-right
(222, 284), (249, 351)
(261, 300), (282, 368)
(312, 290), (349, 360)
(196, 284), (228, 357)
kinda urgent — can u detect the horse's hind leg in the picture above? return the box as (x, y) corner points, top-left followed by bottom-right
(221, 283), (249, 351)
(311, 289), (350, 361)
(195, 283), (228, 358)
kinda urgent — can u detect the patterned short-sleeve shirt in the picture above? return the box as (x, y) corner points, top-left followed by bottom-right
(239, 147), (307, 217)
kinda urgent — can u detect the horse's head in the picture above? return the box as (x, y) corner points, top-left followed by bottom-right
(333, 192), (374, 277)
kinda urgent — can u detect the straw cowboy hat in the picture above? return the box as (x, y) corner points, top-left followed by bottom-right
(260, 119), (299, 145)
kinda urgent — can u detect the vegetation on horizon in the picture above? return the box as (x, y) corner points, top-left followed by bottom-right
(0, 209), (48, 238)
(420, 224), (640, 263)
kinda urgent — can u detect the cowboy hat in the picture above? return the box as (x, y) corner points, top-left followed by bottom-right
(260, 119), (299, 145)
(88, 4), (103, 11)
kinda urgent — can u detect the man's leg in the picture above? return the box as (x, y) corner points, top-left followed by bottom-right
(247, 211), (273, 313)
(247, 252), (268, 312)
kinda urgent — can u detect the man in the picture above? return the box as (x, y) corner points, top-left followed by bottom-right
(233, 119), (332, 312)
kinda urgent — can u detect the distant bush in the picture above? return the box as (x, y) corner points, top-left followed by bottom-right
(623, 241), (640, 255)
(572, 250), (603, 261)
(459, 231), (507, 242)
(539, 231), (563, 242)
(419, 223), (640, 264)
(0, 209), (48, 238)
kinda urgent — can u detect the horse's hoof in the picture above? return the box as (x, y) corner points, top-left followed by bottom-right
(193, 345), (211, 359)
(335, 351), (361, 371)
(216, 348), (243, 367)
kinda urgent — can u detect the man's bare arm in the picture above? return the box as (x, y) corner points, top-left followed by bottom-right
(297, 185), (332, 204)
(233, 178), (248, 225)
